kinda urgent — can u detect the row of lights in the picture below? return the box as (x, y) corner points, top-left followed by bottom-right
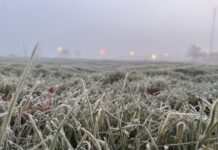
(56, 46), (169, 60)
(127, 50), (169, 61)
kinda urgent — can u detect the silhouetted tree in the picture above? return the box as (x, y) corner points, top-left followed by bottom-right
(187, 44), (202, 60)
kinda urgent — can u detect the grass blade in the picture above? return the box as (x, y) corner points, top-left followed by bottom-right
(0, 44), (37, 147)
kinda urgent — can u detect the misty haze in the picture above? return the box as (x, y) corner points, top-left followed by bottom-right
(0, 0), (217, 61)
(1, 0), (218, 150)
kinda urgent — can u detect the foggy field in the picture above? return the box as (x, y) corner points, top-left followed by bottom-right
(1, 59), (218, 149)
(1, 0), (218, 149)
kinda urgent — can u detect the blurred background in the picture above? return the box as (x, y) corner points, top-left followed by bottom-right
(0, 0), (217, 62)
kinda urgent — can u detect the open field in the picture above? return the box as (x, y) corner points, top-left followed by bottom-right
(1, 58), (218, 149)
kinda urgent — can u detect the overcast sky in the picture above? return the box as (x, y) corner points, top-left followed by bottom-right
(0, 0), (217, 59)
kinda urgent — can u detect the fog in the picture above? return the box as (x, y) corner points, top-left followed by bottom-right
(0, 0), (217, 61)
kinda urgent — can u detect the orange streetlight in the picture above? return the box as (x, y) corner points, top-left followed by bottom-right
(99, 48), (106, 59)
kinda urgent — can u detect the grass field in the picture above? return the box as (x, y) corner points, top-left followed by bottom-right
(1, 58), (218, 150)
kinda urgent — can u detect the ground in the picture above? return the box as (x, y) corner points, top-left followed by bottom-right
(0, 58), (218, 149)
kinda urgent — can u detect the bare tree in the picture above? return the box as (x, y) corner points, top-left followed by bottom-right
(187, 44), (202, 60)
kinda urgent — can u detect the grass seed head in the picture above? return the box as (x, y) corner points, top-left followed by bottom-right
(176, 121), (186, 140)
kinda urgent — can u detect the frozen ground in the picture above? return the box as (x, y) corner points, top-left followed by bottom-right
(0, 58), (218, 149)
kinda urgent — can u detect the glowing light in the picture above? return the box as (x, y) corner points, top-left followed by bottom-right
(99, 48), (105, 55)
(129, 50), (135, 58)
(151, 53), (157, 60)
(99, 48), (106, 59)
(57, 46), (64, 53)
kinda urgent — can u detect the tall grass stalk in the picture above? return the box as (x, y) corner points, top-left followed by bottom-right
(26, 113), (49, 150)
(0, 45), (37, 147)
(196, 99), (218, 149)
(81, 79), (97, 136)
(8, 141), (24, 150)
(80, 127), (102, 150)
(29, 136), (52, 150)
(49, 108), (74, 150)
(50, 120), (74, 149)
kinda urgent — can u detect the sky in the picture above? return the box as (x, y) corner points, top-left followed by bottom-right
(0, 0), (217, 60)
